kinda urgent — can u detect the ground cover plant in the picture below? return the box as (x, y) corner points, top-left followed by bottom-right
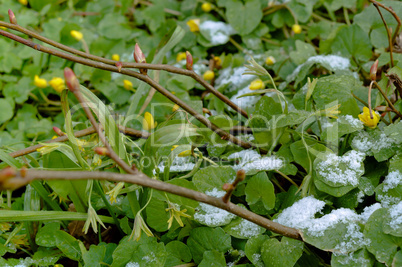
(0, 0), (402, 266)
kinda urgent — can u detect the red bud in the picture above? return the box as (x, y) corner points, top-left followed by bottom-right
(134, 43), (146, 64)
(375, 106), (392, 112)
(370, 59), (379, 81)
(8, 10), (17, 24)
(63, 67), (80, 92)
(222, 183), (234, 191)
(236, 169), (246, 182)
(94, 147), (109, 156)
(186, 51), (193, 70)
(115, 62), (123, 72)
(53, 126), (64, 136)
(0, 167), (16, 181)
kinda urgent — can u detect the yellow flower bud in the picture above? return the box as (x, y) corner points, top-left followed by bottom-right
(265, 56), (276, 65)
(143, 112), (157, 131)
(187, 19), (200, 32)
(176, 52), (187, 62)
(49, 77), (65, 93)
(201, 2), (212, 12)
(358, 107), (380, 129)
(178, 150), (192, 157)
(249, 79), (264, 90)
(171, 145), (179, 151)
(112, 54), (120, 61)
(203, 70), (215, 81)
(172, 104), (180, 112)
(34, 75), (48, 88)
(123, 79), (133, 91)
(214, 56), (222, 68)
(70, 30), (83, 41)
(18, 0), (27, 5)
(292, 24), (302, 34)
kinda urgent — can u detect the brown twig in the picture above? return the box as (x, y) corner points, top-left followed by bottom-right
(0, 168), (302, 241)
(372, 2), (394, 67)
(369, 0), (401, 45)
(222, 170), (245, 203)
(373, 81), (402, 119)
(0, 21), (248, 119)
(0, 29), (259, 152)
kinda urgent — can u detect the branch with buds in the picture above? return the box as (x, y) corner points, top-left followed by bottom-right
(222, 170), (245, 203)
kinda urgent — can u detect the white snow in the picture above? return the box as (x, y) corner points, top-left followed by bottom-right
(194, 188), (236, 226)
(230, 85), (262, 110)
(199, 21), (236, 45)
(339, 115), (364, 128)
(359, 203), (381, 223)
(351, 131), (373, 154)
(125, 263), (140, 267)
(316, 151), (365, 186)
(388, 201), (402, 230)
(228, 149), (283, 173)
(215, 67), (256, 93)
(382, 171), (402, 192)
(156, 157), (195, 173)
(231, 219), (264, 238)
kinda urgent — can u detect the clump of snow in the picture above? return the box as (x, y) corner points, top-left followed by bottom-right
(377, 194), (400, 207)
(228, 149), (283, 173)
(215, 67), (256, 93)
(231, 219), (264, 238)
(230, 85), (262, 110)
(334, 223), (368, 254)
(335, 251), (373, 265)
(199, 21), (236, 45)
(156, 157), (195, 173)
(316, 151), (365, 186)
(126, 262), (140, 267)
(142, 252), (156, 262)
(338, 115), (364, 128)
(382, 171), (402, 192)
(351, 132), (374, 154)
(194, 188), (236, 226)
(388, 201), (402, 229)
(359, 203), (381, 223)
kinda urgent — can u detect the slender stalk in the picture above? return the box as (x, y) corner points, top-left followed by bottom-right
(373, 81), (402, 118)
(369, 0), (401, 44)
(372, 2), (394, 67)
(1, 169), (302, 241)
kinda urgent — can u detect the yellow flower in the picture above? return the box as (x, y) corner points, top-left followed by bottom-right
(203, 70), (215, 81)
(112, 54), (120, 61)
(83, 205), (106, 234)
(176, 52), (187, 62)
(130, 213), (154, 241)
(265, 56), (276, 65)
(201, 2), (212, 12)
(106, 182), (124, 204)
(49, 77), (65, 93)
(172, 104), (180, 112)
(249, 79), (265, 90)
(123, 79), (133, 91)
(70, 30), (83, 41)
(292, 24), (302, 34)
(166, 202), (191, 229)
(18, 0), (27, 5)
(34, 75), (48, 88)
(187, 19), (200, 32)
(143, 112), (157, 131)
(171, 145), (192, 157)
(358, 107), (380, 129)
(214, 56), (222, 67)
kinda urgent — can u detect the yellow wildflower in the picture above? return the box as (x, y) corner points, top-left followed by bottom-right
(0, 222), (11, 232)
(249, 79), (265, 90)
(112, 54), (120, 61)
(123, 79), (133, 91)
(52, 136), (58, 140)
(171, 145), (192, 157)
(203, 70), (215, 81)
(201, 2), (212, 12)
(34, 75), (48, 88)
(143, 112), (157, 131)
(106, 182), (124, 204)
(265, 56), (276, 65)
(292, 24), (302, 34)
(83, 205), (106, 234)
(49, 77), (65, 93)
(172, 104), (180, 112)
(130, 213), (154, 241)
(187, 19), (200, 32)
(166, 202), (191, 229)
(70, 30), (83, 41)
(171, 145), (179, 151)
(18, 0), (27, 5)
(176, 52), (187, 62)
(358, 107), (380, 129)
(214, 56), (222, 67)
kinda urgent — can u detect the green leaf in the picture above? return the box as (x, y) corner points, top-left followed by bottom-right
(223, 0), (262, 36)
(261, 237), (303, 267)
(82, 244), (106, 267)
(223, 217), (266, 239)
(187, 227), (232, 264)
(54, 230), (82, 261)
(145, 198), (170, 232)
(35, 222), (60, 247)
(331, 248), (374, 267)
(193, 166), (236, 193)
(199, 250), (226, 267)
(245, 172), (275, 210)
(289, 40), (317, 65)
(245, 235), (270, 267)
(165, 241), (192, 263)
(0, 98), (14, 124)
(330, 24), (372, 62)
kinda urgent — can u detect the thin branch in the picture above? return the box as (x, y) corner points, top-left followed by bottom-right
(0, 169), (302, 241)
(373, 81), (402, 118)
(369, 0), (401, 45)
(0, 21), (248, 119)
(372, 2), (394, 67)
(0, 29), (261, 152)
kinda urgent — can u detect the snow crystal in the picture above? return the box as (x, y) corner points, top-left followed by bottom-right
(228, 149), (283, 173)
(334, 223), (369, 254)
(126, 263), (140, 267)
(194, 188), (236, 226)
(156, 157), (195, 173)
(339, 115), (363, 128)
(382, 171), (402, 192)
(359, 203), (381, 223)
(142, 252), (156, 262)
(388, 201), (402, 229)
(215, 67), (256, 93)
(231, 219), (264, 238)
(199, 21), (236, 45)
(336, 251), (372, 265)
(316, 151), (365, 186)
(378, 194), (400, 207)
(351, 131), (373, 154)
(229, 85), (261, 109)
